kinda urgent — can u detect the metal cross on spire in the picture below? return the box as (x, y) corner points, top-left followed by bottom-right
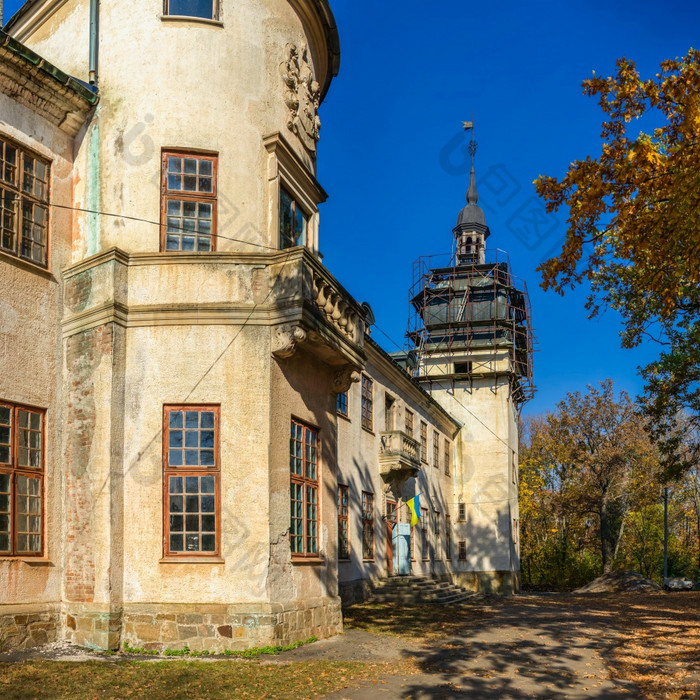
(463, 120), (477, 167)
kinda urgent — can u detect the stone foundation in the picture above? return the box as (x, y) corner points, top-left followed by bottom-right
(338, 578), (374, 607)
(121, 598), (342, 652)
(57, 598), (342, 652)
(453, 570), (520, 595)
(62, 605), (123, 650)
(0, 604), (59, 651)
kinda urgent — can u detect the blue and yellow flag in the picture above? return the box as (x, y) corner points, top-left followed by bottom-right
(406, 493), (422, 527)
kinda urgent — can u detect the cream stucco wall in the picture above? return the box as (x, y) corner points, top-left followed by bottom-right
(0, 92), (79, 614)
(14, 0), (331, 262)
(426, 376), (520, 582)
(337, 344), (459, 597)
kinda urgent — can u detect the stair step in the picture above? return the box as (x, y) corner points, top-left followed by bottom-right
(368, 577), (473, 606)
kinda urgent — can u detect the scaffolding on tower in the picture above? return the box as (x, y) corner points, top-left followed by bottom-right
(406, 248), (536, 406)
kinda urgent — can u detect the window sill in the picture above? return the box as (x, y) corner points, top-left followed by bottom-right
(337, 413), (351, 423)
(0, 249), (54, 279)
(0, 557), (53, 565)
(160, 15), (223, 27)
(361, 427), (375, 436)
(291, 557), (324, 565)
(159, 556), (225, 564)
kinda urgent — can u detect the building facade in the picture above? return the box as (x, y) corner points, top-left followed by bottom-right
(0, 0), (532, 653)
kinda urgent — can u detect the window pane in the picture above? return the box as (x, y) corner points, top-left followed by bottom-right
(169, 430), (183, 448)
(201, 411), (215, 429)
(170, 514), (183, 532)
(201, 495), (215, 513)
(169, 449), (183, 466)
(169, 496), (183, 513)
(201, 476), (215, 493)
(202, 534), (216, 552)
(169, 412), (183, 429)
(170, 534), (184, 552)
(185, 412), (199, 429)
(185, 476), (199, 493)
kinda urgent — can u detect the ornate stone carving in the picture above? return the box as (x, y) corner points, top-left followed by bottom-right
(332, 366), (360, 394)
(311, 270), (360, 340)
(272, 324), (308, 359)
(281, 44), (321, 152)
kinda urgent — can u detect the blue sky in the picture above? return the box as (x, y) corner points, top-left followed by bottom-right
(4, 0), (698, 417)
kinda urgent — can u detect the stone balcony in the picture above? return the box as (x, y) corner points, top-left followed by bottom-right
(378, 430), (421, 480)
(61, 246), (367, 393)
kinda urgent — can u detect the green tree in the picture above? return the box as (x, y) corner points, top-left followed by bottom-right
(534, 49), (700, 476)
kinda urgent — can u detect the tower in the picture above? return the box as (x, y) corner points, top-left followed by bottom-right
(407, 127), (535, 593)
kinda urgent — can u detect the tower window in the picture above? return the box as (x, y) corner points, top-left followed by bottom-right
(279, 186), (308, 249)
(454, 361), (472, 375)
(165, 0), (218, 20)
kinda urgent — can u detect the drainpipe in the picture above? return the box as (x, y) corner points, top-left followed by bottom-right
(89, 0), (99, 85)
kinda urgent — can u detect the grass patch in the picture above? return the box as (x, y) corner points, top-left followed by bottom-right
(0, 659), (410, 699)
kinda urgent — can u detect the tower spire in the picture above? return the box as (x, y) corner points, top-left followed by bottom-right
(454, 119), (489, 264)
(463, 120), (479, 205)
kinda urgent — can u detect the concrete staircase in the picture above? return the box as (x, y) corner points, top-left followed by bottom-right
(369, 576), (475, 605)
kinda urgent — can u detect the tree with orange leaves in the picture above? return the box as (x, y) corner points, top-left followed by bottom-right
(535, 49), (700, 476)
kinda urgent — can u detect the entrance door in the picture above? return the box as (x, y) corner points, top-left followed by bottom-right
(394, 523), (411, 575)
(386, 500), (397, 575)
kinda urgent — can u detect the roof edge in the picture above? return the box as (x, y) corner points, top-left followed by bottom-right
(0, 29), (98, 106)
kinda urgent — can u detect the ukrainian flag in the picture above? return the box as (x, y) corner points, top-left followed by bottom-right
(406, 493), (422, 527)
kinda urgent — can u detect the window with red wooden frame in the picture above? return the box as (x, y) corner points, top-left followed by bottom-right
(163, 405), (220, 557)
(419, 421), (427, 463)
(0, 136), (50, 268)
(290, 419), (319, 558)
(445, 513), (452, 560)
(161, 151), (217, 252)
(432, 431), (440, 469)
(0, 401), (45, 556)
(360, 376), (373, 431)
(361, 491), (374, 559)
(458, 540), (467, 560)
(337, 484), (349, 560)
(421, 507), (429, 560)
(444, 438), (451, 476)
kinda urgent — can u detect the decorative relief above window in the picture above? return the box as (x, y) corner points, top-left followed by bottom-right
(281, 44), (321, 152)
(0, 137), (50, 268)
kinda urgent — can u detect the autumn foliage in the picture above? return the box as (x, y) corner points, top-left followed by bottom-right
(519, 381), (700, 589)
(534, 49), (700, 476)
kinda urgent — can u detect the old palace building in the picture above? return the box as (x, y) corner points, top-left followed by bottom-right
(0, 0), (533, 651)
